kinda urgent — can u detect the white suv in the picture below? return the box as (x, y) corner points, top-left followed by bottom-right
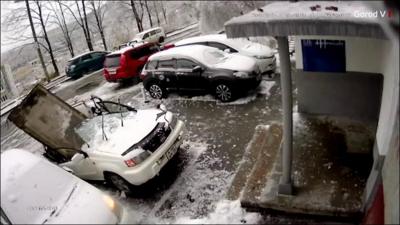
(7, 85), (185, 193)
(130, 27), (166, 44)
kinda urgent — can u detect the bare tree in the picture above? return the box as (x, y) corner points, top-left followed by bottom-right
(126, 0), (144, 32)
(160, 1), (167, 23)
(47, 1), (76, 57)
(61, 1), (94, 51)
(24, 0), (50, 81)
(144, 0), (153, 28)
(89, 0), (108, 51)
(33, 0), (59, 77)
(81, 0), (93, 50)
(153, 1), (161, 26)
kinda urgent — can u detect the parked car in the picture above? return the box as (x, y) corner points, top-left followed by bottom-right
(1, 149), (127, 224)
(66, 51), (109, 79)
(130, 27), (166, 44)
(141, 45), (262, 102)
(7, 85), (186, 194)
(174, 34), (276, 76)
(103, 43), (160, 82)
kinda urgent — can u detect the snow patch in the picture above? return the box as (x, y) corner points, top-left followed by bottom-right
(174, 199), (261, 224)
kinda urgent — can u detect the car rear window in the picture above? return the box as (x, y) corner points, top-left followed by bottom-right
(104, 55), (121, 67)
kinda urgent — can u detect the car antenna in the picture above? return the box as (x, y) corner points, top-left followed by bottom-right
(118, 98), (124, 127)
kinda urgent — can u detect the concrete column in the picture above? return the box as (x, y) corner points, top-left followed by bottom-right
(277, 36), (293, 195)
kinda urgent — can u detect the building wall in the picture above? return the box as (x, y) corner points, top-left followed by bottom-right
(294, 36), (390, 74)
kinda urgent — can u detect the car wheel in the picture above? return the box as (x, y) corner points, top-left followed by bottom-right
(159, 36), (165, 43)
(215, 83), (233, 102)
(148, 83), (165, 99)
(106, 173), (132, 193)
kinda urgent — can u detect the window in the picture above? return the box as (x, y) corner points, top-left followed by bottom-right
(104, 55), (121, 67)
(81, 54), (92, 62)
(177, 59), (198, 69)
(143, 33), (149, 39)
(208, 42), (236, 52)
(158, 60), (175, 69)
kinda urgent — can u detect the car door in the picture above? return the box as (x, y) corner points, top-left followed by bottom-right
(156, 59), (178, 89)
(60, 153), (100, 180)
(90, 52), (106, 70)
(176, 58), (207, 91)
(79, 54), (93, 72)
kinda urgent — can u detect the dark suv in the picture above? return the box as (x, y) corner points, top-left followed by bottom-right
(141, 45), (261, 102)
(66, 51), (109, 79)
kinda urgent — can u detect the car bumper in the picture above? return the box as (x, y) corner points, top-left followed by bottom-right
(256, 57), (276, 74)
(120, 120), (185, 185)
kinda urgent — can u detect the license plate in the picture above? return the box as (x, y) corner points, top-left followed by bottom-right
(157, 140), (180, 165)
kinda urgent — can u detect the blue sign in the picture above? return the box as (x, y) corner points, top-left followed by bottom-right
(301, 40), (346, 73)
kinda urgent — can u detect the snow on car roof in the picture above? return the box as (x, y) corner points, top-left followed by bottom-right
(174, 34), (274, 56)
(175, 34), (227, 46)
(1, 149), (78, 224)
(148, 45), (222, 65)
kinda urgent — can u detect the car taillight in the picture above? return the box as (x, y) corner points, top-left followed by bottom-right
(124, 159), (136, 167)
(162, 43), (175, 50)
(140, 70), (148, 80)
(124, 150), (151, 167)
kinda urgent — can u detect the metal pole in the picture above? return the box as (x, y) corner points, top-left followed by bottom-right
(277, 36), (293, 195)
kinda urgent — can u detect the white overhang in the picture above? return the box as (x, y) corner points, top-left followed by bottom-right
(224, 1), (388, 39)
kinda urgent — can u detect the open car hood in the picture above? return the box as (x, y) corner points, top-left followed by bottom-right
(7, 85), (87, 159)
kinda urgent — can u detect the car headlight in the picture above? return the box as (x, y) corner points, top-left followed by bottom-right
(103, 195), (123, 221)
(233, 71), (250, 78)
(69, 65), (76, 71)
(103, 195), (115, 210)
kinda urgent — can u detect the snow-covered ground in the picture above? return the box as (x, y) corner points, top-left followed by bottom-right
(1, 70), (280, 224)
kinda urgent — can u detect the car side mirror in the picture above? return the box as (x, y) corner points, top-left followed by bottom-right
(224, 48), (231, 53)
(192, 66), (202, 73)
(71, 153), (85, 163)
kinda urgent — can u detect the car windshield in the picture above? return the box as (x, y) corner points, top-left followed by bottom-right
(104, 55), (121, 67)
(202, 49), (229, 65)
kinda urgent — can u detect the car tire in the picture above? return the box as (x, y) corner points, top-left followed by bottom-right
(214, 83), (234, 102)
(159, 36), (165, 43)
(148, 83), (165, 99)
(105, 172), (133, 193)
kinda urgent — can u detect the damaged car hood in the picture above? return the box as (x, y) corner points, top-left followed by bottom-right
(77, 109), (164, 155)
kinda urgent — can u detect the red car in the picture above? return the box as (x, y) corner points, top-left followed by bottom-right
(103, 43), (160, 82)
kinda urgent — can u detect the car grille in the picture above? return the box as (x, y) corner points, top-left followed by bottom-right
(121, 122), (171, 156)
